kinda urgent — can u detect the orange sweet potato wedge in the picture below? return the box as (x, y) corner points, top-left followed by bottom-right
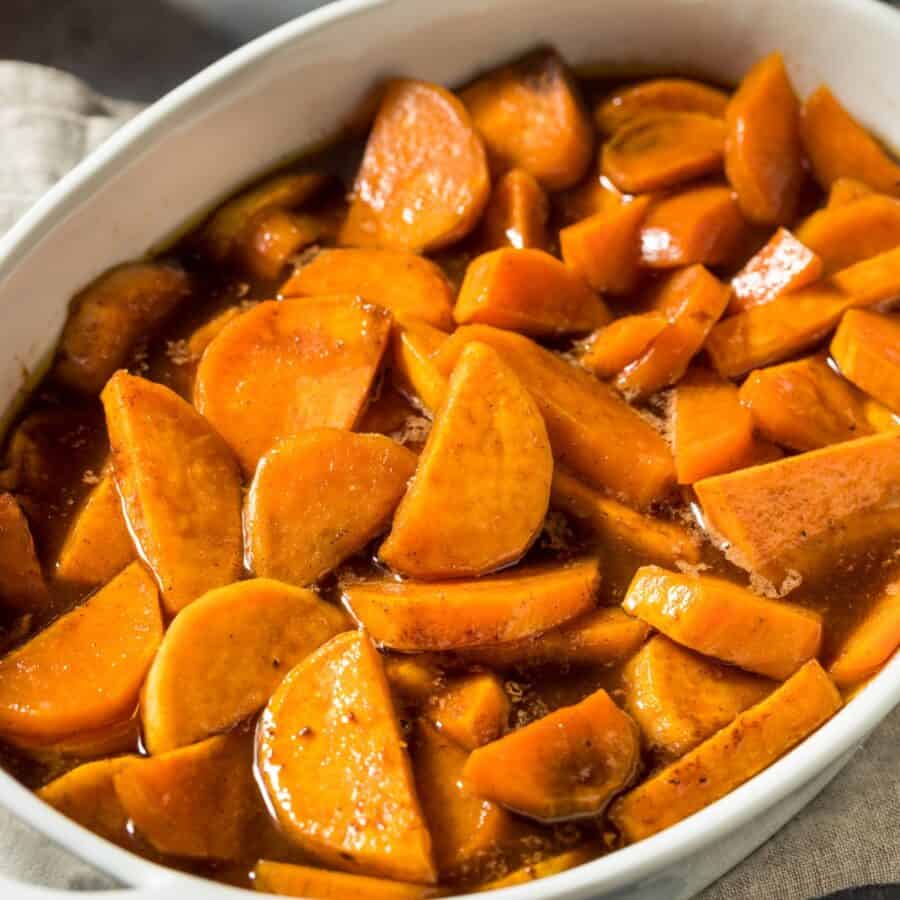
(624, 635), (774, 760)
(247, 430), (417, 585)
(23, 715), (140, 761)
(341, 79), (489, 252)
(252, 862), (443, 899)
(425, 672), (509, 750)
(461, 49), (593, 191)
(384, 657), (445, 706)
(391, 317), (449, 414)
(186, 306), (244, 360)
(609, 660), (841, 842)
(623, 566), (823, 679)
(480, 168), (549, 251)
(343, 558), (599, 652)
(801, 85), (900, 196)
(827, 177), (875, 208)
(0, 562), (162, 742)
(462, 688), (639, 821)
(0, 493), (47, 611)
(281, 248), (455, 330)
(142, 578), (350, 754)
(434, 325), (676, 508)
(54, 263), (191, 394)
(830, 245), (900, 308)
(596, 79), (729, 134)
(257, 631), (436, 883)
(453, 248), (610, 336)
(579, 313), (669, 378)
(724, 53), (804, 225)
(831, 309), (900, 414)
(102, 372), (243, 614)
(194, 296), (392, 473)
(235, 208), (321, 281)
(380, 343), (552, 578)
(602, 113), (726, 193)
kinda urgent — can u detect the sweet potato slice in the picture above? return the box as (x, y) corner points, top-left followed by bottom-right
(461, 49), (593, 191)
(453, 249), (610, 336)
(800, 85), (900, 195)
(280, 248), (455, 330)
(595, 79), (729, 134)
(481, 845), (597, 889)
(827, 177), (875, 209)
(724, 53), (804, 225)
(257, 631), (436, 883)
(579, 313), (669, 378)
(609, 660), (841, 842)
(252, 862), (442, 899)
(560, 196), (650, 295)
(247, 430), (417, 585)
(235, 208), (321, 281)
(102, 372), (243, 614)
(142, 578), (350, 754)
(54, 262), (191, 394)
(602, 113), (726, 193)
(384, 657), (445, 706)
(830, 245), (900, 308)
(624, 635), (774, 760)
(391, 317), (449, 414)
(480, 168), (549, 251)
(0, 493), (47, 611)
(0, 562), (162, 742)
(24, 715), (140, 761)
(695, 432), (900, 580)
(380, 342), (552, 578)
(426, 673), (508, 750)
(623, 566), (823, 679)
(343, 558), (599, 651)
(186, 306), (244, 359)
(434, 325), (676, 507)
(194, 296), (392, 472)
(831, 309), (900, 413)
(462, 688), (639, 821)
(341, 79), (489, 252)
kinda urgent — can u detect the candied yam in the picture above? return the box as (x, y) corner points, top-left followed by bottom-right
(602, 113), (726, 193)
(380, 343), (552, 579)
(425, 673), (509, 750)
(595, 79), (728, 134)
(827, 177), (875, 209)
(800, 86), (900, 195)
(623, 566), (822, 680)
(480, 168), (549, 251)
(461, 49), (593, 191)
(560, 196), (650, 295)
(391, 317), (449, 414)
(342, 558), (600, 652)
(280, 248), (455, 330)
(831, 309), (900, 414)
(624, 635), (773, 760)
(340, 79), (489, 252)
(462, 688), (639, 821)
(480, 845), (597, 889)
(25, 716), (141, 761)
(453, 249), (610, 336)
(186, 306), (243, 360)
(247, 430), (417, 586)
(695, 432), (900, 580)
(252, 862), (442, 899)
(0, 562), (162, 742)
(142, 578), (350, 754)
(831, 245), (900, 308)
(0, 493), (47, 611)
(54, 263), (191, 394)
(235, 209), (321, 281)
(102, 372), (242, 614)
(257, 632), (436, 883)
(434, 325), (675, 508)
(384, 656), (445, 706)
(194, 296), (392, 473)
(724, 53), (804, 225)
(609, 661), (841, 841)
(579, 313), (669, 378)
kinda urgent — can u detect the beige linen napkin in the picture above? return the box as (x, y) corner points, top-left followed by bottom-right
(0, 59), (898, 900)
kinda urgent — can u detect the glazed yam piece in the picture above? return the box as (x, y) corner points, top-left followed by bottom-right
(247, 430), (417, 585)
(610, 661), (842, 842)
(26, 716), (140, 761)
(141, 579), (349, 754)
(342, 558), (600, 651)
(827, 177), (876, 208)
(384, 657), (444, 706)
(0, 493), (47, 610)
(480, 168), (550, 251)
(236, 208), (322, 281)
(341, 79), (489, 252)
(252, 862), (443, 899)
(425, 672), (509, 750)
(102, 372), (243, 615)
(194, 296), (392, 473)
(380, 342), (552, 579)
(391, 317), (449, 414)
(831, 310), (900, 413)
(596, 78), (729, 134)
(462, 688), (639, 821)
(830, 245), (900, 308)
(257, 631), (436, 884)
(579, 313), (669, 378)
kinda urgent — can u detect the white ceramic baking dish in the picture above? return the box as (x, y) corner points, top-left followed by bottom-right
(1, 0), (899, 897)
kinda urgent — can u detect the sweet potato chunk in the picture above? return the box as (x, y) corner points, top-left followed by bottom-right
(827, 177), (875, 209)
(624, 635), (774, 760)
(609, 660), (841, 842)
(623, 566), (822, 679)
(25, 716), (140, 761)
(0, 562), (162, 742)
(186, 306), (243, 360)
(142, 578), (350, 754)
(724, 53), (804, 225)
(247, 430), (417, 585)
(596, 79), (728, 134)
(102, 372), (243, 614)
(280, 248), (455, 330)
(830, 245), (900, 308)
(0, 493), (47, 611)
(800, 86), (900, 195)
(391, 317), (449, 414)
(342, 558), (599, 652)
(384, 657), (444, 706)
(341, 79), (489, 252)
(481, 845), (597, 889)
(235, 208), (321, 281)
(831, 309), (900, 414)
(480, 168), (549, 251)
(462, 689), (639, 821)
(252, 862), (442, 899)
(579, 313), (668, 378)
(453, 249), (610, 336)
(194, 296), (392, 473)
(257, 631), (436, 883)
(434, 326), (675, 507)
(426, 673), (508, 750)
(461, 49), (593, 191)
(380, 343), (552, 579)
(602, 113), (726, 193)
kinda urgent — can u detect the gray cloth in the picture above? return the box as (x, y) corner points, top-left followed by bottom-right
(1, 60), (899, 900)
